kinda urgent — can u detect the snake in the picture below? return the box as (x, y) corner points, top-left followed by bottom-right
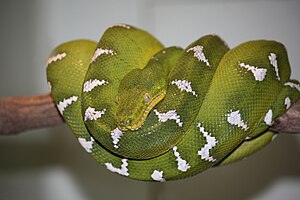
(46, 24), (300, 182)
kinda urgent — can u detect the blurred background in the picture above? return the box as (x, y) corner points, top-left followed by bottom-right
(0, 0), (299, 199)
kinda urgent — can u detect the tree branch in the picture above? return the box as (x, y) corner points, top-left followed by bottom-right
(269, 98), (300, 134)
(0, 94), (299, 135)
(0, 94), (64, 135)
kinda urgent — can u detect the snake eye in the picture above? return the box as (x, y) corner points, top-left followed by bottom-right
(115, 96), (120, 104)
(144, 93), (152, 103)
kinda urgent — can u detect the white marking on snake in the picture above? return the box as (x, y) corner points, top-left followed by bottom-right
(268, 53), (280, 80)
(285, 97), (292, 109)
(197, 123), (218, 162)
(153, 109), (183, 127)
(47, 52), (66, 64)
(105, 159), (129, 176)
(84, 107), (106, 121)
(111, 128), (123, 149)
(57, 96), (78, 115)
(264, 109), (273, 126)
(284, 82), (300, 92)
(239, 63), (267, 81)
(90, 48), (116, 63)
(227, 110), (249, 130)
(173, 146), (190, 172)
(78, 137), (94, 153)
(151, 170), (165, 182)
(83, 79), (108, 92)
(187, 45), (210, 67)
(111, 24), (131, 29)
(170, 79), (198, 97)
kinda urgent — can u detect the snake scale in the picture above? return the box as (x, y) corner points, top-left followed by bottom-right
(46, 24), (300, 181)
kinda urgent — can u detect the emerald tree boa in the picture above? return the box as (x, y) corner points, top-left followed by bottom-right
(46, 24), (300, 181)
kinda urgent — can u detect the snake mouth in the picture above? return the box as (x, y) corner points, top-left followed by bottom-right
(117, 90), (166, 131)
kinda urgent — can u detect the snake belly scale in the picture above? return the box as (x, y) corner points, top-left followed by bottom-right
(46, 24), (300, 181)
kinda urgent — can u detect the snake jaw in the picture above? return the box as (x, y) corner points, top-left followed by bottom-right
(115, 90), (166, 131)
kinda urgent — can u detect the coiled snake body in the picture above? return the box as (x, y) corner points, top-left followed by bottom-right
(47, 24), (300, 181)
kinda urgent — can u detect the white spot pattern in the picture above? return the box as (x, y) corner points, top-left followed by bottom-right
(187, 45), (210, 67)
(285, 97), (292, 109)
(268, 53), (280, 80)
(78, 137), (94, 153)
(84, 107), (106, 121)
(171, 79), (198, 96)
(227, 110), (249, 130)
(173, 146), (190, 172)
(83, 79), (108, 92)
(239, 63), (267, 81)
(57, 96), (78, 115)
(264, 109), (273, 126)
(47, 52), (66, 64)
(151, 170), (165, 182)
(90, 48), (116, 63)
(111, 128), (123, 149)
(197, 123), (218, 162)
(105, 159), (129, 176)
(153, 109), (183, 127)
(284, 82), (300, 92)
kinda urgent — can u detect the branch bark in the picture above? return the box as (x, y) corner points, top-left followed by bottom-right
(269, 98), (300, 134)
(0, 94), (64, 135)
(0, 94), (299, 135)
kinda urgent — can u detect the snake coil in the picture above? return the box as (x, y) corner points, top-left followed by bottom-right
(47, 24), (300, 181)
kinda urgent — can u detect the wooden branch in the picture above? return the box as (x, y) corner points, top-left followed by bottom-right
(269, 98), (300, 134)
(0, 94), (64, 135)
(0, 94), (299, 135)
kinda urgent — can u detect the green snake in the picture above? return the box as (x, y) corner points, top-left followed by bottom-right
(46, 24), (300, 181)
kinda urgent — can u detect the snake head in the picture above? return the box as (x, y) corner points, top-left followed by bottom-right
(114, 68), (167, 131)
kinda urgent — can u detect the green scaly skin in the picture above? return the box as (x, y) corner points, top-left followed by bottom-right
(46, 24), (300, 182)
